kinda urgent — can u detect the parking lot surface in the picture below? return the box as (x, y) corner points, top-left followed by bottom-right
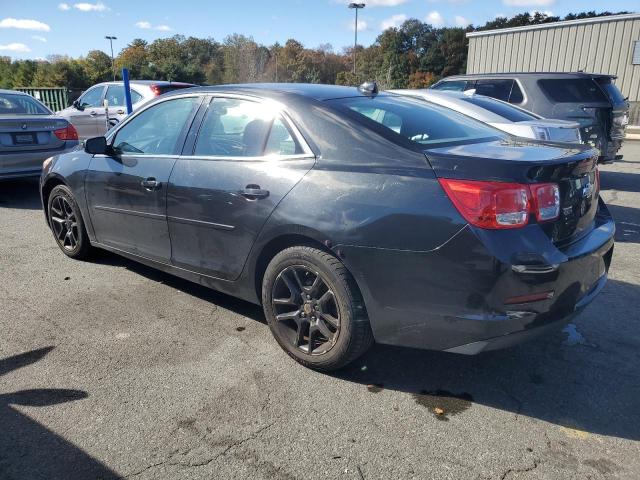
(1, 143), (639, 480)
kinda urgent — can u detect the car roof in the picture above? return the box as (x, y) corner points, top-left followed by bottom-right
(94, 80), (196, 87)
(0, 89), (29, 95)
(168, 83), (389, 102)
(440, 72), (616, 80)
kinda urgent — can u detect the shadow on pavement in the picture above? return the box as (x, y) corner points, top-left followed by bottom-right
(0, 178), (42, 210)
(607, 204), (640, 244)
(600, 171), (640, 194)
(0, 346), (120, 479)
(334, 278), (640, 441)
(91, 249), (266, 323)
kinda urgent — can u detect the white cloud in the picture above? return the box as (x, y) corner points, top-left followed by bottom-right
(454, 15), (470, 26)
(426, 11), (445, 26)
(381, 14), (407, 30)
(0, 18), (50, 32)
(58, 3), (71, 10)
(31, 35), (47, 42)
(503, 0), (554, 6)
(349, 18), (369, 31)
(0, 42), (31, 53)
(73, 2), (109, 12)
(135, 21), (172, 31)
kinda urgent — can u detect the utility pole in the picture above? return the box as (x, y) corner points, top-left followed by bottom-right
(105, 35), (117, 81)
(348, 3), (365, 77)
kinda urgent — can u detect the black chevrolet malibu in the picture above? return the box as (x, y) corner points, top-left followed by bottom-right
(40, 83), (614, 370)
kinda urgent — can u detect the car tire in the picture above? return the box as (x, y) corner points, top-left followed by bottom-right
(262, 246), (373, 371)
(47, 184), (93, 260)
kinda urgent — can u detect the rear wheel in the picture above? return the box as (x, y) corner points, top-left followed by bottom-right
(47, 184), (92, 260)
(262, 246), (373, 371)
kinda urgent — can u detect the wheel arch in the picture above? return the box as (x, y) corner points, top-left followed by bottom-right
(41, 174), (69, 225)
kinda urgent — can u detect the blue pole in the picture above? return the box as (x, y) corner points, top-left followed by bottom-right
(122, 68), (133, 115)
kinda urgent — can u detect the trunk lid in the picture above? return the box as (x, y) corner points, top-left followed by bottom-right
(0, 115), (68, 152)
(424, 139), (600, 244)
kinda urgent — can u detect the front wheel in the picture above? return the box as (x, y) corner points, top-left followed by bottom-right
(47, 184), (93, 260)
(262, 246), (373, 371)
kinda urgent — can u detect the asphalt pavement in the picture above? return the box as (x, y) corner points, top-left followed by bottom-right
(1, 143), (639, 480)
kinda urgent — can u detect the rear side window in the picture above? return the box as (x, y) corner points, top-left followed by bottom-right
(329, 96), (503, 146)
(105, 85), (143, 107)
(0, 93), (50, 115)
(538, 79), (607, 103)
(194, 98), (302, 157)
(509, 82), (524, 104)
(595, 79), (626, 104)
(432, 80), (469, 92)
(462, 96), (538, 122)
(113, 96), (199, 155)
(473, 79), (514, 102)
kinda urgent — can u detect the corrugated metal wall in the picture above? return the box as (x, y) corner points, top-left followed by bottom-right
(467, 16), (640, 102)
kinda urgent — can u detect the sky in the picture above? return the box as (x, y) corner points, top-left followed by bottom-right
(0, 0), (637, 60)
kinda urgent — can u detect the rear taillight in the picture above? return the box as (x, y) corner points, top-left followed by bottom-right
(530, 183), (560, 222)
(439, 178), (561, 230)
(53, 124), (78, 141)
(150, 84), (161, 96)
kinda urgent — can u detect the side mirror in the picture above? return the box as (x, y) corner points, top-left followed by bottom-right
(73, 99), (84, 111)
(84, 136), (109, 155)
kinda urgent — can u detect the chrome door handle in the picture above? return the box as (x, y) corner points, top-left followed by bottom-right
(89, 111), (98, 116)
(116, 109), (125, 114)
(239, 184), (269, 200)
(141, 178), (161, 190)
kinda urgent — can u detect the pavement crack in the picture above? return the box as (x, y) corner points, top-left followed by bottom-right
(499, 459), (539, 480)
(219, 421), (275, 457)
(121, 460), (167, 478)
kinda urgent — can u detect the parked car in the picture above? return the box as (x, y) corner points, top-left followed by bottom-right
(0, 89), (79, 180)
(57, 80), (196, 139)
(389, 89), (582, 143)
(431, 72), (629, 162)
(40, 83), (614, 371)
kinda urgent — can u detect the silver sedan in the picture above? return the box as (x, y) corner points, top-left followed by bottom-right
(0, 90), (79, 180)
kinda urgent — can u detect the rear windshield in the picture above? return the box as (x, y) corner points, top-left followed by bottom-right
(462, 96), (538, 122)
(538, 79), (607, 103)
(595, 79), (626, 104)
(328, 96), (503, 146)
(0, 93), (50, 115)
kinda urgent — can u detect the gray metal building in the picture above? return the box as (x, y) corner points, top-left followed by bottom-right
(466, 13), (640, 106)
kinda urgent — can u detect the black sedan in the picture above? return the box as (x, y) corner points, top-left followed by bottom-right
(1, 89), (79, 180)
(40, 83), (614, 370)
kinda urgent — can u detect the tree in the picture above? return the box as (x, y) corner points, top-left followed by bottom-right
(84, 50), (112, 84)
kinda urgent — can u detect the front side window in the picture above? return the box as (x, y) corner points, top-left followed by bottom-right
(474, 79), (514, 102)
(329, 95), (503, 146)
(79, 87), (104, 108)
(112, 96), (199, 155)
(0, 93), (50, 115)
(194, 98), (302, 157)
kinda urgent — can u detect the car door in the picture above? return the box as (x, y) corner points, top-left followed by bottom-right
(66, 85), (105, 139)
(166, 95), (315, 280)
(85, 95), (202, 262)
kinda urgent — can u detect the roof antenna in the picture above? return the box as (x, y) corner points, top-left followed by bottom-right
(358, 81), (378, 97)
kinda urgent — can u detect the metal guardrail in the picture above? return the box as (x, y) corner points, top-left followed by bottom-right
(15, 87), (69, 112)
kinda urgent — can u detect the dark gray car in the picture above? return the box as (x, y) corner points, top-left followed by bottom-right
(40, 84), (614, 371)
(431, 72), (629, 163)
(0, 90), (79, 180)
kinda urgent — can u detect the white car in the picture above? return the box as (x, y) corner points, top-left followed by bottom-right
(389, 89), (582, 144)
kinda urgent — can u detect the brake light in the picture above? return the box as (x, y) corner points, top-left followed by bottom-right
(438, 179), (530, 229)
(150, 84), (162, 96)
(439, 178), (561, 229)
(530, 183), (560, 222)
(53, 124), (78, 141)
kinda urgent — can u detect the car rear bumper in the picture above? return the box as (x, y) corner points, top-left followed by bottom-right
(0, 143), (78, 180)
(338, 203), (615, 353)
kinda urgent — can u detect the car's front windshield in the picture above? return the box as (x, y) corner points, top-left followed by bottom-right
(0, 93), (51, 115)
(328, 95), (505, 147)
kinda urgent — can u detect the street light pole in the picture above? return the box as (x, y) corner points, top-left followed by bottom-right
(348, 3), (365, 77)
(105, 35), (117, 81)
